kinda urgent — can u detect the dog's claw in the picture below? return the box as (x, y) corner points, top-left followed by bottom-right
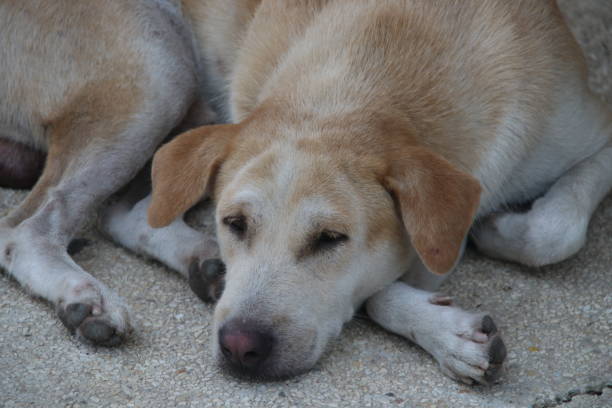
(189, 258), (226, 303)
(481, 315), (498, 336)
(489, 335), (507, 364)
(483, 336), (506, 384)
(429, 294), (453, 306)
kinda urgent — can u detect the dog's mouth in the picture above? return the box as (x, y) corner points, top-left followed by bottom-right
(193, 259), (344, 380)
(214, 332), (319, 381)
(212, 313), (326, 381)
(216, 352), (311, 382)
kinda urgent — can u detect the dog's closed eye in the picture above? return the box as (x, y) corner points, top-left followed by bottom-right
(296, 230), (349, 261)
(223, 215), (247, 239)
(311, 230), (349, 253)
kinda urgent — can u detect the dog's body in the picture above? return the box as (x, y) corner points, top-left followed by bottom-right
(1, 0), (611, 384)
(0, 0), (219, 345)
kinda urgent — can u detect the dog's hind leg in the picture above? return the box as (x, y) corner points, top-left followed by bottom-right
(366, 282), (506, 385)
(472, 134), (612, 267)
(0, 92), (193, 345)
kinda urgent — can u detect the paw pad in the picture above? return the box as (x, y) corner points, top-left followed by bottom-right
(58, 303), (92, 331)
(57, 302), (125, 346)
(189, 258), (226, 303)
(81, 320), (123, 346)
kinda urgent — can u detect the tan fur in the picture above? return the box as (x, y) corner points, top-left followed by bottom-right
(149, 124), (240, 228)
(179, 0), (262, 104)
(382, 147), (482, 275)
(167, 0), (589, 177)
(146, 0), (611, 380)
(1, 0), (208, 345)
(2, 0), (608, 383)
(156, 0), (599, 263)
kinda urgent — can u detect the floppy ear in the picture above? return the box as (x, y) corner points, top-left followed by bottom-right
(383, 147), (482, 275)
(148, 124), (238, 228)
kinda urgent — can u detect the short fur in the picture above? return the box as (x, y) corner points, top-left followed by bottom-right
(147, 0), (611, 382)
(1, 0), (610, 384)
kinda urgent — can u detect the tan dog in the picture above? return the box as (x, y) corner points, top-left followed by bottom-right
(2, 0), (611, 385)
(144, 0), (612, 383)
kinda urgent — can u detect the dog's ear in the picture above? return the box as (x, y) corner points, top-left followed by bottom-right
(148, 124), (238, 228)
(382, 147), (481, 275)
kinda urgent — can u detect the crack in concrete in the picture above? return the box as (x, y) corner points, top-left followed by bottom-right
(531, 380), (611, 408)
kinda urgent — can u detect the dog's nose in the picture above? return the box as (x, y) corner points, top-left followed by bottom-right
(218, 322), (274, 370)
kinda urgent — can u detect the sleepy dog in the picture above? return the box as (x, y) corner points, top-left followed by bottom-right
(1, 0), (611, 385)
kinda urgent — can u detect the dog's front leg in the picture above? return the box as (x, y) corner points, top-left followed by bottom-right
(366, 282), (506, 385)
(101, 193), (224, 303)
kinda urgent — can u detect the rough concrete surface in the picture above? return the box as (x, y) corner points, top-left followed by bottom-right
(1, 1), (611, 407)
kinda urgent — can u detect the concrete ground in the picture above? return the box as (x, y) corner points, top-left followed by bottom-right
(1, 1), (611, 407)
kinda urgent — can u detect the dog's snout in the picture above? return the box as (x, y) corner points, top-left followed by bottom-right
(218, 321), (275, 372)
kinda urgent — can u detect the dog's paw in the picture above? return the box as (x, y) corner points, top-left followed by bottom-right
(56, 282), (131, 346)
(472, 200), (588, 267)
(188, 258), (225, 303)
(429, 309), (506, 385)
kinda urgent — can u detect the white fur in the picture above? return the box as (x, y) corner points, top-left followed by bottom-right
(367, 282), (498, 385)
(0, 220), (130, 339)
(101, 195), (219, 276)
(2, 0), (611, 384)
(473, 139), (612, 266)
(0, 0), (209, 342)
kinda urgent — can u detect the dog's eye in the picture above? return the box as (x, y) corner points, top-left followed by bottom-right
(223, 215), (247, 238)
(313, 230), (349, 252)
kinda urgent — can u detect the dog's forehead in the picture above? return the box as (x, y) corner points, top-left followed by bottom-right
(222, 144), (355, 221)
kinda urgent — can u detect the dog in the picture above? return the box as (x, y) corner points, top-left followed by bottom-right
(1, 0), (611, 385)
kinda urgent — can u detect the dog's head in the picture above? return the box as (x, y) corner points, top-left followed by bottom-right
(147, 116), (480, 379)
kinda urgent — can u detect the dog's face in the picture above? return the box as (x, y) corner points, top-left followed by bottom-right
(147, 119), (481, 379)
(211, 140), (413, 377)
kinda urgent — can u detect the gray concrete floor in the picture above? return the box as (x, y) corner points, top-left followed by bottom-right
(1, 1), (611, 407)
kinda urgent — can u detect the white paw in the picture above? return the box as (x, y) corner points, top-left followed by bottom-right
(472, 199), (588, 266)
(1, 222), (131, 346)
(57, 279), (131, 346)
(422, 303), (506, 385)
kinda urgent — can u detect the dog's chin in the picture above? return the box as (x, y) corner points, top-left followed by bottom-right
(215, 351), (314, 382)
